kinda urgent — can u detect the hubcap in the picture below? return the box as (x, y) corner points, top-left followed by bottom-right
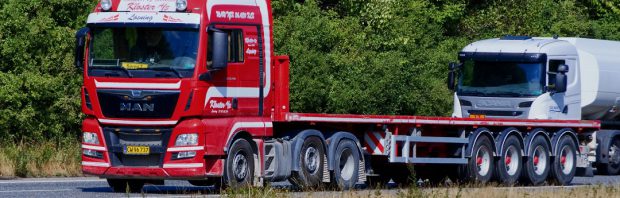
(304, 146), (319, 174)
(504, 145), (519, 176)
(533, 145), (547, 175)
(475, 146), (491, 176)
(339, 148), (355, 181)
(232, 151), (248, 181)
(560, 145), (574, 175)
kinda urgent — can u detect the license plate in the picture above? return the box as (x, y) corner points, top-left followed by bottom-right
(124, 146), (150, 155)
(121, 62), (148, 69)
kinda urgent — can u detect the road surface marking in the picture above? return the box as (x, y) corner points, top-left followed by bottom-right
(0, 189), (73, 193)
(0, 179), (104, 184)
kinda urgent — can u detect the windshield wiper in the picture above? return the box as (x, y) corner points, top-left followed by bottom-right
(149, 67), (183, 78)
(89, 66), (133, 78)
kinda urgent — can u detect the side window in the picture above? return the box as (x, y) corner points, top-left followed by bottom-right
(547, 59), (565, 87)
(227, 30), (244, 63)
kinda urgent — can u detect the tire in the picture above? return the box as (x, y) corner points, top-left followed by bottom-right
(495, 135), (523, 186)
(468, 135), (494, 184)
(107, 179), (144, 193)
(522, 135), (551, 185)
(549, 135), (577, 185)
(331, 139), (360, 190)
(188, 178), (222, 187)
(225, 138), (255, 188)
(290, 136), (325, 189)
(597, 138), (620, 175)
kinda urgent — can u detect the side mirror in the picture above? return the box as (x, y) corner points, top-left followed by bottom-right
(555, 64), (568, 93)
(75, 27), (90, 72)
(209, 28), (229, 70)
(447, 62), (460, 91)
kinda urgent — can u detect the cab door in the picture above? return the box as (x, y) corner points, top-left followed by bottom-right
(216, 25), (262, 116)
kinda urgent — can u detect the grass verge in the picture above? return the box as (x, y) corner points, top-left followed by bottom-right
(0, 140), (81, 178)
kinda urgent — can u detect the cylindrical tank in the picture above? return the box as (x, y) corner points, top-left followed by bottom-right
(561, 38), (620, 120)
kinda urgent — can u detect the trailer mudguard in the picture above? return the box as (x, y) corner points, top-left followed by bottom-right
(522, 128), (552, 156)
(495, 127), (524, 157)
(290, 129), (328, 172)
(595, 130), (620, 164)
(550, 128), (579, 156)
(465, 127), (494, 157)
(325, 132), (365, 171)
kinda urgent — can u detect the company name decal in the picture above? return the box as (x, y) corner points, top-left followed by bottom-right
(118, 0), (175, 11)
(209, 99), (232, 114)
(128, 14), (154, 22)
(215, 10), (255, 20)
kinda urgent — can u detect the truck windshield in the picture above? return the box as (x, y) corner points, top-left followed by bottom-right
(457, 60), (544, 97)
(88, 27), (199, 78)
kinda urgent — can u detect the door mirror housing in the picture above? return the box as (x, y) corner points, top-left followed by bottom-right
(208, 28), (229, 70)
(75, 27), (90, 72)
(447, 62), (460, 91)
(555, 64), (569, 93)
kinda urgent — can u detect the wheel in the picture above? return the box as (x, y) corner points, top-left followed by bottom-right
(225, 138), (255, 188)
(495, 135), (523, 185)
(107, 179), (145, 193)
(290, 136), (325, 189)
(468, 135), (494, 183)
(549, 135), (577, 185)
(522, 135), (551, 185)
(331, 139), (360, 190)
(188, 178), (222, 187)
(597, 138), (620, 175)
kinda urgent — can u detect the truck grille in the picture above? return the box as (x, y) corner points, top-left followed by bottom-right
(97, 89), (180, 119)
(103, 127), (172, 167)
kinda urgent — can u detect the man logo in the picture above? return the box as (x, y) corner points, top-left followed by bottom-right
(120, 103), (155, 112)
(131, 90), (142, 97)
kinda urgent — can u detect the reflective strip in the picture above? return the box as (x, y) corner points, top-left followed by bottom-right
(167, 146), (203, 152)
(163, 163), (203, 168)
(82, 161), (110, 167)
(94, 80), (181, 89)
(82, 144), (107, 151)
(98, 119), (178, 125)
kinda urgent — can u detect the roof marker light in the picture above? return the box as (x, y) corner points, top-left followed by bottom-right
(101, 0), (112, 11)
(176, 0), (187, 12)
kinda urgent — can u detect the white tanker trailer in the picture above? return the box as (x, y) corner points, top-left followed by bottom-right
(449, 36), (620, 175)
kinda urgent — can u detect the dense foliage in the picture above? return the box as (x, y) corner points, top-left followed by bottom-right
(0, 0), (619, 143)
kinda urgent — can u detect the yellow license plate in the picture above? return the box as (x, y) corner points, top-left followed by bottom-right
(124, 146), (150, 155)
(121, 62), (149, 69)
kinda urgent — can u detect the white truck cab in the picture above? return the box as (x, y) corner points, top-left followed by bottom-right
(450, 36), (620, 121)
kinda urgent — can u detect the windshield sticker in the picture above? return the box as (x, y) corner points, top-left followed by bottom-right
(121, 62), (149, 70)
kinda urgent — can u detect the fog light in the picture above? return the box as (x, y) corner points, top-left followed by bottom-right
(172, 151), (196, 160)
(101, 0), (112, 11)
(83, 149), (103, 159)
(176, 0), (187, 11)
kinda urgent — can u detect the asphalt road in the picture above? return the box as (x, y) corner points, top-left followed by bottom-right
(1, 176), (620, 197)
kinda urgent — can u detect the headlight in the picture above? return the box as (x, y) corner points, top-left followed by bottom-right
(176, 0), (187, 11)
(83, 132), (100, 145)
(100, 0), (112, 11)
(175, 133), (198, 146)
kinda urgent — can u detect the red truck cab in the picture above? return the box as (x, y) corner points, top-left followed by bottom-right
(77, 0), (285, 191)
